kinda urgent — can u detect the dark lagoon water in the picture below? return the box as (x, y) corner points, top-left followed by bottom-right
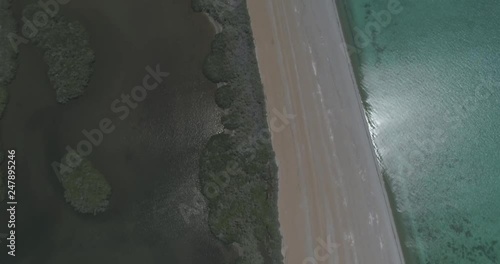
(340, 0), (500, 263)
(0, 0), (228, 263)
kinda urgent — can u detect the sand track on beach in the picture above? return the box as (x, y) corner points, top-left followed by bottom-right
(248, 0), (405, 263)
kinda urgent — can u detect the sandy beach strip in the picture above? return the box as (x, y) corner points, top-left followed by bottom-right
(248, 0), (405, 263)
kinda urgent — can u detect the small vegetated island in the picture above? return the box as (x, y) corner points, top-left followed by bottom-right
(22, 4), (109, 214)
(23, 4), (95, 103)
(23, 4), (111, 214)
(193, 0), (283, 263)
(0, 0), (18, 202)
(58, 153), (111, 215)
(0, 1), (109, 213)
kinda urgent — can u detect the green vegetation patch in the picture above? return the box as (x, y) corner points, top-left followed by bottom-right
(203, 27), (242, 82)
(194, 0), (283, 263)
(0, 87), (8, 118)
(0, 0), (18, 85)
(24, 4), (95, 103)
(215, 84), (237, 109)
(59, 153), (111, 215)
(0, 0), (18, 118)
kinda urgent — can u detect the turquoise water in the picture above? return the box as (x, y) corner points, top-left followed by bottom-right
(340, 0), (500, 263)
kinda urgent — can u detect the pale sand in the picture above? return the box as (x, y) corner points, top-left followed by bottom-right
(248, 0), (405, 263)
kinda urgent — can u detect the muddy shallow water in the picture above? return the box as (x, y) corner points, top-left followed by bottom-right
(0, 0), (226, 263)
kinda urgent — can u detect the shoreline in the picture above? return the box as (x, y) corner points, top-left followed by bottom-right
(335, 1), (415, 262)
(331, 2), (407, 263)
(192, 0), (283, 263)
(248, 0), (405, 263)
(203, 12), (223, 34)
